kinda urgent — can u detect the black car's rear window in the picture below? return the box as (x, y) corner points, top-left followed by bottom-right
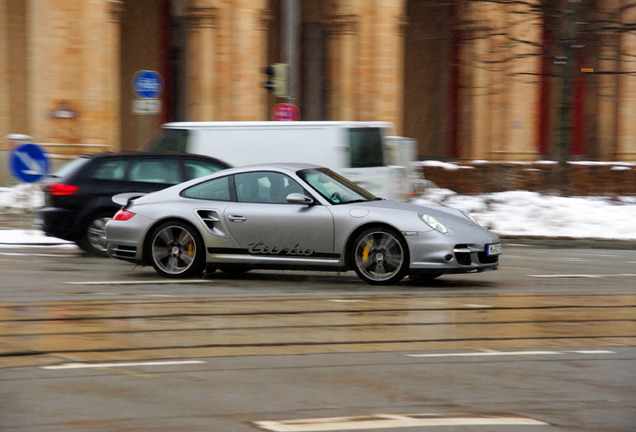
(50, 157), (91, 180)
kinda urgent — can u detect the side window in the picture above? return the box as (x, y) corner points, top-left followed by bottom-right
(235, 172), (304, 204)
(182, 176), (231, 201)
(183, 160), (227, 180)
(349, 127), (384, 168)
(89, 159), (127, 181)
(128, 159), (181, 184)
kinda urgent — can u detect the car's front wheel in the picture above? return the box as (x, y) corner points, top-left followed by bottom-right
(352, 227), (409, 285)
(78, 212), (113, 257)
(149, 221), (205, 278)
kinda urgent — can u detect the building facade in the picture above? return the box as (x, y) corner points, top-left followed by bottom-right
(1, 0), (636, 162)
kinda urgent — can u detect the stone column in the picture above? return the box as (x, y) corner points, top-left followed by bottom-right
(494, 1), (541, 160)
(187, 0), (218, 121)
(507, 1), (541, 160)
(325, 1), (359, 120)
(228, 0), (269, 120)
(372, 1), (406, 133)
(106, 0), (123, 150)
(0, 0), (9, 144)
(28, 0), (75, 144)
(616, 0), (636, 160)
(462, 1), (508, 159)
(596, 0), (620, 160)
(471, 1), (540, 161)
(464, 1), (491, 159)
(25, 0), (121, 151)
(325, 0), (406, 128)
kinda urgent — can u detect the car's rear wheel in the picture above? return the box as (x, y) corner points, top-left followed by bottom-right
(149, 221), (205, 278)
(352, 228), (409, 285)
(78, 212), (112, 257)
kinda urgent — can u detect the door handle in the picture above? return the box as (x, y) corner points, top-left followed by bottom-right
(228, 215), (247, 223)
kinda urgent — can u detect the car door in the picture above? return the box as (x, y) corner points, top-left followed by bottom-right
(79, 157), (132, 213)
(224, 171), (335, 260)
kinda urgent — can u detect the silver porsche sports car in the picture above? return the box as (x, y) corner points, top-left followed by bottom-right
(106, 163), (501, 285)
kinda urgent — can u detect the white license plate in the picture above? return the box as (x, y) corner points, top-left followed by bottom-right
(486, 243), (503, 256)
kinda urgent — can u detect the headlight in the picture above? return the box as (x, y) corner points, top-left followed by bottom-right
(419, 213), (448, 234)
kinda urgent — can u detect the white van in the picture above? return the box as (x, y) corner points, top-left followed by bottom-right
(147, 121), (415, 199)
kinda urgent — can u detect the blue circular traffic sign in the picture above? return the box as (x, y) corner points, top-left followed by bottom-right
(132, 70), (163, 99)
(9, 143), (49, 183)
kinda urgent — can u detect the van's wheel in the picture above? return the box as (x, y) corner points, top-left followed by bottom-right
(352, 227), (409, 285)
(78, 212), (112, 257)
(149, 221), (205, 278)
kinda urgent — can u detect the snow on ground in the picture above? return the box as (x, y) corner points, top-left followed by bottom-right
(415, 188), (636, 241)
(1, 182), (636, 245)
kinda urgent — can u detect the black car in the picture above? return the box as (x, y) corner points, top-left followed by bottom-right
(37, 152), (231, 256)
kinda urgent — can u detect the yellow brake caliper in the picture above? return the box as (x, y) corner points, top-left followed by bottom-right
(361, 239), (373, 262)
(187, 241), (194, 257)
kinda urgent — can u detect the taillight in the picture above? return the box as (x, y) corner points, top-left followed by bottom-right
(47, 183), (79, 196)
(113, 209), (136, 221)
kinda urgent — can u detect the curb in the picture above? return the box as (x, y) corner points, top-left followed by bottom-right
(501, 236), (636, 250)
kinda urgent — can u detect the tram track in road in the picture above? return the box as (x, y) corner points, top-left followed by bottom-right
(0, 292), (634, 367)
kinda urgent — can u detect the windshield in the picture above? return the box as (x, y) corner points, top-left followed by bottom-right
(297, 168), (377, 205)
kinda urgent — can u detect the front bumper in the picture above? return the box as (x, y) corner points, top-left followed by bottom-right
(405, 230), (500, 275)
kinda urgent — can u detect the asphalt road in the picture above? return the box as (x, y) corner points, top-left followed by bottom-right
(0, 243), (634, 431)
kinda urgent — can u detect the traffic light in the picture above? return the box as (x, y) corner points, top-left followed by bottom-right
(264, 63), (288, 98)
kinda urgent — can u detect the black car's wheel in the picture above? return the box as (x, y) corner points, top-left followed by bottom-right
(352, 228), (409, 285)
(149, 221), (205, 278)
(78, 212), (113, 257)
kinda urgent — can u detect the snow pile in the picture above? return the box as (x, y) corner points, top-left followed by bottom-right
(415, 188), (636, 240)
(0, 184), (43, 213)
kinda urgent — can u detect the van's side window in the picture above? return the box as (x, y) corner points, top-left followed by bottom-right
(349, 127), (384, 168)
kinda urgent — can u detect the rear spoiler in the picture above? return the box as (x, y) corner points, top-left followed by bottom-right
(112, 192), (146, 207)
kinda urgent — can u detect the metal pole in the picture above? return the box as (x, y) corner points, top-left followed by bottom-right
(284, 0), (299, 103)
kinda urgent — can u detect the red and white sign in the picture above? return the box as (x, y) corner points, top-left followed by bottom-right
(272, 103), (300, 121)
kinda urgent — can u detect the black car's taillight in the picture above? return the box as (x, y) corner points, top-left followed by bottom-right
(47, 183), (79, 196)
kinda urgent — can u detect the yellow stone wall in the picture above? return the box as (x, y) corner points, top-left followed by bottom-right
(1, 0), (120, 154)
(1, 0), (636, 163)
(186, 0), (269, 122)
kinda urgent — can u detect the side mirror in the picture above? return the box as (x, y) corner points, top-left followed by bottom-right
(286, 193), (314, 205)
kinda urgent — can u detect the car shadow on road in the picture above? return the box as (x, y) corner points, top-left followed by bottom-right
(200, 269), (498, 291)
